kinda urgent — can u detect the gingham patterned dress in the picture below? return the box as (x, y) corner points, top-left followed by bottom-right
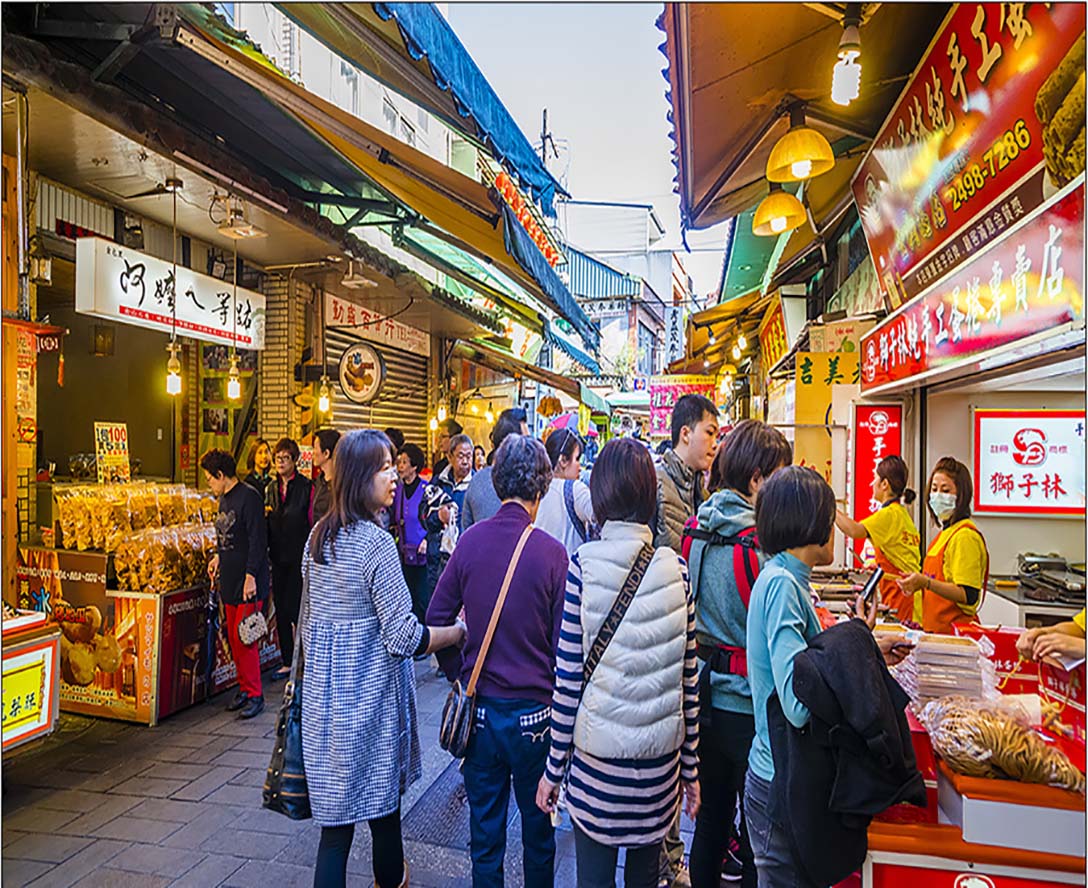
(300, 522), (424, 826)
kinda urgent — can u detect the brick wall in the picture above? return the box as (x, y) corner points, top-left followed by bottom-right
(259, 275), (309, 442)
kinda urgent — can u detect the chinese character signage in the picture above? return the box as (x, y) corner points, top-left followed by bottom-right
(665, 306), (686, 364)
(93, 422), (130, 484)
(759, 300), (790, 371)
(648, 375), (715, 437)
(326, 294), (431, 356)
(2, 636), (58, 751)
(76, 237), (266, 349)
(852, 405), (904, 558)
(860, 183), (1083, 391)
(795, 352), (860, 483)
(852, 3), (1085, 305)
(973, 408), (1085, 515)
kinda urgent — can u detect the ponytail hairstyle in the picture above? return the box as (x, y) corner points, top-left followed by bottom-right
(877, 454), (916, 505)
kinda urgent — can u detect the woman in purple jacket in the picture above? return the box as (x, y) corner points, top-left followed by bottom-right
(427, 435), (569, 888)
(391, 443), (429, 621)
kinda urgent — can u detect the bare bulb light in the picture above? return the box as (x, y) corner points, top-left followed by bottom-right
(227, 356), (242, 401)
(732, 344), (742, 361)
(429, 417), (439, 432)
(437, 404), (447, 422)
(165, 344), (182, 396)
(770, 216), (788, 234)
(485, 402), (495, 424)
(737, 333), (748, 350)
(790, 159), (812, 179)
(832, 56), (862, 106)
(471, 403), (479, 414)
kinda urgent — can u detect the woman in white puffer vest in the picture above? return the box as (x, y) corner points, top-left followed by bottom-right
(536, 438), (701, 888)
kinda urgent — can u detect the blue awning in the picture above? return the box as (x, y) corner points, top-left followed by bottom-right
(545, 322), (600, 375)
(502, 204), (599, 353)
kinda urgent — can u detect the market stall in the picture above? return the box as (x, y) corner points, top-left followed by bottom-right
(2, 607), (61, 752)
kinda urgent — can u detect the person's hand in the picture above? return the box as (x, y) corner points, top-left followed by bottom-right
(536, 775), (559, 815)
(1016, 626), (1044, 660)
(897, 573), (929, 594)
(877, 634), (913, 666)
(243, 574), (257, 602)
(438, 506), (451, 526)
(207, 555), (220, 581)
(417, 539), (427, 556)
(682, 780), (701, 819)
(1033, 632), (1087, 664)
(454, 618), (468, 648)
(853, 590), (880, 629)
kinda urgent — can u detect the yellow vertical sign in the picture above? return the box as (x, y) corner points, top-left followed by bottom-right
(794, 352), (859, 484)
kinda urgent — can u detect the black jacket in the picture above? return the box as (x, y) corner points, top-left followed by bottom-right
(767, 619), (926, 887)
(265, 473), (313, 567)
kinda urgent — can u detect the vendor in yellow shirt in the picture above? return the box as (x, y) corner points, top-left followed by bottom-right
(1016, 609), (1087, 665)
(836, 455), (921, 623)
(897, 457), (989, 634)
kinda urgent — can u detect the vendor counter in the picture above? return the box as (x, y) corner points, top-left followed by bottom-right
(980, 579), (1084, 627)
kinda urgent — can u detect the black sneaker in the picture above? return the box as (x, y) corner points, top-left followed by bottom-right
(721, 843), (744, 881)
(238, 695), (265, 719)
(226, 691), (249, 712)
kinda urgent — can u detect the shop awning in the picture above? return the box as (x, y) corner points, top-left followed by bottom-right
(452, 339), (580, 399)
(278, 2), (567, 214)
(606, 391), (650, 412)
(579, 382), (611, 417)
(660, 3), (948, 231)
(174, 12), (599, 353)
(544, 324), (600, 376)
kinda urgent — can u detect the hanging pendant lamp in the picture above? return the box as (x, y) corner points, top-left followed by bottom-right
(753, 183), (806, 237)
(766, 105), (835, 183)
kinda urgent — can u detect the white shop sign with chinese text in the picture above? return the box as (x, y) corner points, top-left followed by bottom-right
(325, 294), (430, 357)
(972, 409), (1085, 516)
(76, 238), (265, 349)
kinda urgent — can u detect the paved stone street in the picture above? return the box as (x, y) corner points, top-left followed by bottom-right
(2, 663), (694, 886)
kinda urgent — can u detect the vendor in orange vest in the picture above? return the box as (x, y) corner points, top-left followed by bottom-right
(835, 455), (921, 623)
(896, 457), (989, 634)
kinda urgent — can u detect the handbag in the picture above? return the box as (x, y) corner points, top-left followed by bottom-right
(262, 568), (311, 820)
(237, 599), (267, 647)
(439, 523), (535, 758)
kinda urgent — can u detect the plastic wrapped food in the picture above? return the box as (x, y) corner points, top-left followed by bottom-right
(158, 485), (187, 527)
(892, 633), (998, 705)
(919, 695), (1085, 793)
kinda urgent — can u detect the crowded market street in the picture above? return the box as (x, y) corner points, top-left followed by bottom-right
(2, 2), (1087, 888)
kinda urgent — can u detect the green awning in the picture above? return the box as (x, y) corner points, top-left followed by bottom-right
(579, 383), (611, 416)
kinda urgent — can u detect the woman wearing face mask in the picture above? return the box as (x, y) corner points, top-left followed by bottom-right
(896, 457), (989, 634)
(834, 455), (921, 624)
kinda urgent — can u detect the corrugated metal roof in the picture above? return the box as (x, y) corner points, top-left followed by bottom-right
(565, 248), (641, 300)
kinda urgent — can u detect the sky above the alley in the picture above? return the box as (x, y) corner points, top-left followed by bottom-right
(447, 3), (731, 302)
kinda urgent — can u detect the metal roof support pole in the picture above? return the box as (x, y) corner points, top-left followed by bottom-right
(14, 86), (29, 320)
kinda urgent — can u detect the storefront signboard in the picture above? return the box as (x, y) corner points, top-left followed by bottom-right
(665, 306), (686, 364)
(76, 237), (266, 349)
(795, 353), (860, 483)
(15, 327), (35, 420)
(809, 317), (877, 354)
(759, 299), (789, 372)
(338, 342), (385, 404)
(2, 636), (58, 751)
(852, 405), (904, 558)
(972, 408), (1085, 515)
(852, 3), (1086, 306)
(326, 294), (430, 356)
(860, 182), (1084, 392)
(93, 422), (131, 483)
(648, 374), (715, 437)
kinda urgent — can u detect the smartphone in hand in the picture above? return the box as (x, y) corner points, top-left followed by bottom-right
(861, 567), (885, 605)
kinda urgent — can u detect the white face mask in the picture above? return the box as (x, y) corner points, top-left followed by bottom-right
(929, 491), (957, 520)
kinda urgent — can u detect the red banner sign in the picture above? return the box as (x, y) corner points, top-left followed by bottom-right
(860, 183), (1084, 391)
(852, 3), (1085, 306)
(648, 374), (715, 437)
(852, 405), (904, 558)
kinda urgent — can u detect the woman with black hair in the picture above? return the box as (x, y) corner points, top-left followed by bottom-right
(896, 456), (989, 634)
(835, 454), (922, 624)
(303, 430), (464, 888)
(535, 428), (596, 556)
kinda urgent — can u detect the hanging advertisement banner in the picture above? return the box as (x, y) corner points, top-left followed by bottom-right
(795, 353), (860, 483)
(972, 408), (1086, 515)
(326, 293), (431, 356)
(648, 374), (715, 437)
(76, 237), (266, 349)
(759, 300), (789, 371)
(852, 405), (905, 558)
(860, 181), (1084, 391)
(93, 422), (131, 484)
(852, 4), (1085, 306)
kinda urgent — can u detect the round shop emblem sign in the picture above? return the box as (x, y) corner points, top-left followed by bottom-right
(953, 875), (995, 888)
(338, 342), (385, 404)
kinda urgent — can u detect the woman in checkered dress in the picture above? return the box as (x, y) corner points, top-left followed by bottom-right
(301, 430), (465, 888)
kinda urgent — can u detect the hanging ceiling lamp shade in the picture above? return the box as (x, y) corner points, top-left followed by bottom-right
(766, 105), (835, 183)
(753, 183), (806, 236)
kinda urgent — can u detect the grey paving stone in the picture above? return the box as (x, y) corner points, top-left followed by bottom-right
(55, 796), (143, 838)
(143, 744), (202, 763)
(206, 716), (277, 738)
(147, 731), (218, 749)
(234, 808), (311, 836)
(104, 844), (203, 877)
(18, 769), (103, 790)
(178, 736), (238, 765)
(167, 853), (247, 888)
(170, 766), (245, 802)
(201, 782), (262, 807)
(3, 806), (80, 834)
(75, 760), (155, 793)
(31, 789), (113, 815)
(91, 815), (184, 844)
(4, 833), (93, 864)
(271, 828), (322, 866)
(159, 805), (245, 850)
(200, 829), (292, 861)
(3, 858), (53, 887)
(23, 838), (131, 888)
(209, 749), (271, 770)
(135, 762), (214, 782)
(125, 798), (206, 823)
(221, 859), (313, 888)
(227, 768), (267, 788)
(227, 736), (275, 754)
(68, 867), (172, 888)
(3, 828), (29, 847)
(107, 776), (191, 798)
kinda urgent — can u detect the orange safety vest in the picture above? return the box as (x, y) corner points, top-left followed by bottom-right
(920, 519), (989, 634)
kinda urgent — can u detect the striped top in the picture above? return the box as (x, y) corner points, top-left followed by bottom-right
(543, 552), (700, 847)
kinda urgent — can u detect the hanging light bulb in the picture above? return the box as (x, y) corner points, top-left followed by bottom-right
(165, 342), (182, 396)
(429, 417), (439, 432)
(485, 402), (495, 424)
(719, 375), (733, 396)
(437, 404), (448, 422)
(766, 104), (835, 183)
(227, 356), (242, 401)
(753, 183), (806, 237)
(737, 333), (748, 350)
(317, 376), (331, 414)
(471, 402), (480, 415)
(831, 9), (862, 107)
(703, 359), (711, 370)
(708, 330), (716, 345)
(732, 344), (742, 361)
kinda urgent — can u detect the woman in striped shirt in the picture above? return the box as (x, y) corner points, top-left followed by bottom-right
(536, 438), (700, 888)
